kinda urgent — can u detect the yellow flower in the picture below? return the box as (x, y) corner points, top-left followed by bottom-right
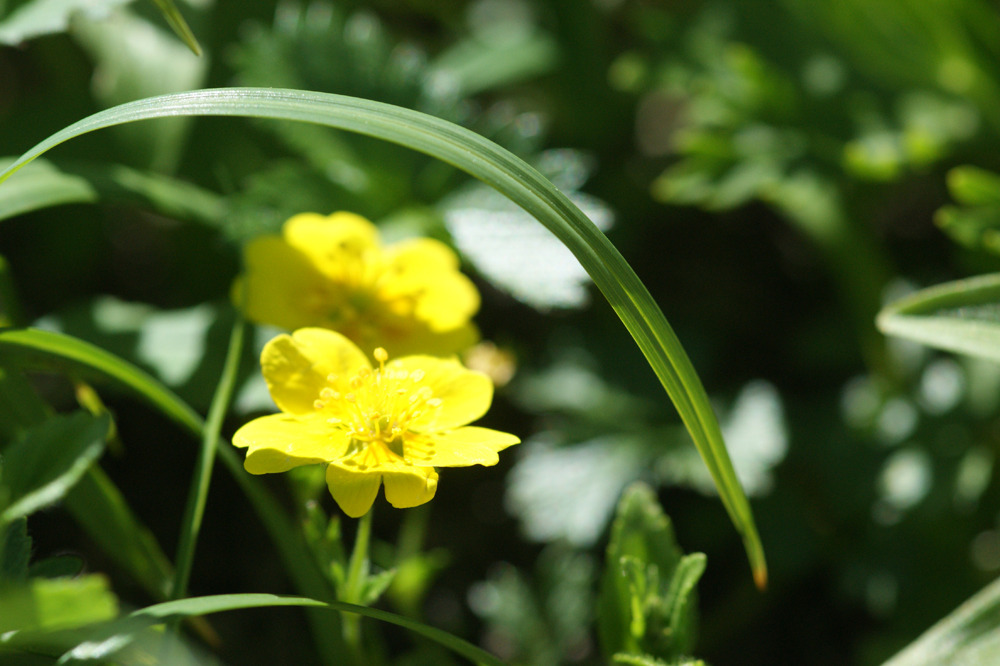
(232, 328), (520, 517)
(234, 212), (480, 358)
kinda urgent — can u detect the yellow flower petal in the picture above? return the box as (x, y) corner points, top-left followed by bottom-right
(381, 464), (438, 509)
(239, 236), (330, 330)
(326, 463), (381, 518)
(388, 357), (493, 431)
(233, 413), (348, 474)
(283, 212), (378, 275)
(407, 426), (520, 467)
(381, 239), (480, 330)
(262, 328), (370, 415)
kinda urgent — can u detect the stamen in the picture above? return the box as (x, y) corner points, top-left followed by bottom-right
(410, 369), (425, 382)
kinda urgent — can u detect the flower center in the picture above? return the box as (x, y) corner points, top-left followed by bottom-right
(312, 347), (442, 465)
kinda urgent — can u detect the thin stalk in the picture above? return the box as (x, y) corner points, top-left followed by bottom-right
(342, 509), (373, 659)
(170, 315), (246, 601)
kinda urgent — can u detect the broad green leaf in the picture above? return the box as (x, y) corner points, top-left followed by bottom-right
(0, 412), (109, 524)
(877, 273), (1000, 362)
(0, 574), (117, 634)
(0, 157), (225, 224)
(882, 576), (1000, 666)
(0, 87), (766, 584)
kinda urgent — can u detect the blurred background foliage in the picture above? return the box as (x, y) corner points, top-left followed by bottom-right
(4, 0), (1000, 664)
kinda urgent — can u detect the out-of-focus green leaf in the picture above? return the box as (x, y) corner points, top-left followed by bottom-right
(877, 273), (1000, 362)
(0, 87), (767, 585)
(0, 0), (133, 45)
(949, 166), (1000, 206)
(429, 0), (557, 97)
(882, 575), (1000, 666)
(0, 412), (109, 524)
(598, 483), (705, 662)
(0, 157), (225, 225)
(26, 554), (83, 580)
(0, 574), (117, 634)
(148, 0), (201, 56)
(936, 166), (1000, 254)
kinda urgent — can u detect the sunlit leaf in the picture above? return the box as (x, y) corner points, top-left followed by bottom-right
(883, 576), (1000, 666)
(0, 574), (117, 634)
(877, 273), (1000, 363)
(0, 412), (110, 524)
(0, 87), (766, 583)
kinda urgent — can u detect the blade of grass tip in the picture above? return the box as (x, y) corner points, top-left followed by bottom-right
(170, 315), (245, 603)
(149, 0), (202, 56)
(0, 87), (765, 586)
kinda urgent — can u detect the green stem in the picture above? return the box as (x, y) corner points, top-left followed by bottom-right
(342, 509), (373, 659)
(170, 315), (246, 601)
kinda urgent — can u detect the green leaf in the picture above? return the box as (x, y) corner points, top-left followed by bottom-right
(0, 412), (110, 524)
(148, 0), (201, 56)
(882, 576), (1000, 666)
(0, 157), (225, 225)
(947, 166), (1000, 207)
(598, 483), (705, 661)
(361, 568), (397, 606)
(27, 555), (83, 581)
(877, 273), (1000, 363)
(0, 86), (765, 584)
(0, 575), (118, 634)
